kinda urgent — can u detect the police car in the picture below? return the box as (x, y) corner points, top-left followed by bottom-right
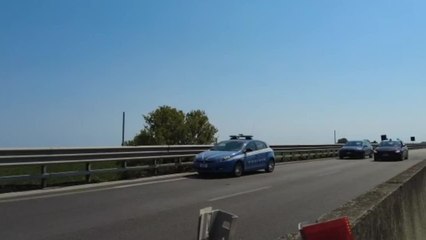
(193, 134), (276, 177)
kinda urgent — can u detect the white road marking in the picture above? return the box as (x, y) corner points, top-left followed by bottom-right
(111, 177), (186, 189)
(318, 170), (341, 177)
(0, 189), (106, 203)
(208, 186), (271, 202)
(0, 177), (187, 203)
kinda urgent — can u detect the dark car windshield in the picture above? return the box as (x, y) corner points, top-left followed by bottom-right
(344, 141), (363, 146)
(379, 141), (401, 147)
(211, 141), (245, 151)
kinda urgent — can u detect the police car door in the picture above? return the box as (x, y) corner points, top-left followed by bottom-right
(244, 141), (259, 170)
(255, 141), (268, 169)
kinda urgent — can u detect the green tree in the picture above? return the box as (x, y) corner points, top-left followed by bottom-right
(184, 110), (218, 144)
(128, 106), (218, 145)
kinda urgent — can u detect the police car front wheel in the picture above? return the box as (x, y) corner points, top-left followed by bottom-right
(233, 162), (243, 177)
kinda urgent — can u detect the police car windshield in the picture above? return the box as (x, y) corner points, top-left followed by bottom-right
(211, 141), (245, 151)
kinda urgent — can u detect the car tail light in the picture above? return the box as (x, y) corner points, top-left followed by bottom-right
(299, 216), (354, 240)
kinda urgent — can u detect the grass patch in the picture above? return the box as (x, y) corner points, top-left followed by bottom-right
(0, 165), (40, 177)
(0, 157), (195, 193)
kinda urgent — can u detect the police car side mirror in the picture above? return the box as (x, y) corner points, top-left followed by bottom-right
(244, 148), (253, 153)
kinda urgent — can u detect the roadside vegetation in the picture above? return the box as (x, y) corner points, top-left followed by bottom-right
(0, 105), (216, 193)
(126, 105), (218, 145)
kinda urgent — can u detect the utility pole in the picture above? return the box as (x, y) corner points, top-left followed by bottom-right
(121, 112), (125, 146)
(334, 130), (337, 144)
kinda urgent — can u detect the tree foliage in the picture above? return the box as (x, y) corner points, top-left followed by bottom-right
(184, 110), (218, 144)
(337, 138), (348, 144)
(127, 106), (218, 145)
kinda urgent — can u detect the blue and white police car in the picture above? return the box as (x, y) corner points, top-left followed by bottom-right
(193, 135), (275, 177)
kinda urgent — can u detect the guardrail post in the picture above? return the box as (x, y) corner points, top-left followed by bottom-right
(41, 165), (47, 188)
(121, 160), (127, 169)
(154, 159), (159, 175)
(85, 163), (92, 183)
(175, 157), (181, 171)
(121, 160), (128, 179)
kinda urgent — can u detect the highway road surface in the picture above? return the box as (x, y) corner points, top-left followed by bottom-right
(1, 149), (425, 240)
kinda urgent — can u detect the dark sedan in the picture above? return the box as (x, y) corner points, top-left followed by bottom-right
(339, 140), (373, 159)
(374, 140), (408, 161)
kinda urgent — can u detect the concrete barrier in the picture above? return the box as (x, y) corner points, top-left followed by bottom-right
(280, 159), (426, 240)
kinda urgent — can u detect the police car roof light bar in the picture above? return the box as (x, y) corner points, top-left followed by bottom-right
(229, 134), (253, 140)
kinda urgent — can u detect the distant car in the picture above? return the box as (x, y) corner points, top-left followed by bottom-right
(338, 140), (373, 159)
(193, 135), (275, 177)
(374, 140), (408, 161)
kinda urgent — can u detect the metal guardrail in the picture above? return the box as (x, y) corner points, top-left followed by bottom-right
(1, 143), (425, 188)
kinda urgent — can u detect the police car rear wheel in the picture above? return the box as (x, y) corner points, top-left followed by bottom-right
(233, 162), (243, 177)
(265, 159), (275, 172)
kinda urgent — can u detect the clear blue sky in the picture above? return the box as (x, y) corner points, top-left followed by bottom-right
(1, 0), (425, 147)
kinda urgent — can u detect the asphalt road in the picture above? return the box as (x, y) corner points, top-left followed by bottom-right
(1, 149), (425, 240)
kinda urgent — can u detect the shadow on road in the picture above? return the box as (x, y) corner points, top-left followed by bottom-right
(185, 170), (267, 180)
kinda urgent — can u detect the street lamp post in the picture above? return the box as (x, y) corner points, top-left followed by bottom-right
(121, 112), (125, 146)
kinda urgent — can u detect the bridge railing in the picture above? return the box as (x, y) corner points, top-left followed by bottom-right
(1, 143), (425, 189)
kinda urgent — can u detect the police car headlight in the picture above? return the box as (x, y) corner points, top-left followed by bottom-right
(222, 156), (231, 161)
(395, 150), (401, 153)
